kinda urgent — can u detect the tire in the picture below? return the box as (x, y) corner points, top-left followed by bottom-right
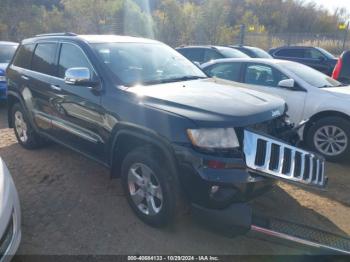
(121, 146), (182, 227)
(306, 116), (350, 162)
(11, 103), (49, 149)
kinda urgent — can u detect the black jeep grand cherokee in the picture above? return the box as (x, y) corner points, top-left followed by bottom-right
(6, 33), (325, 231)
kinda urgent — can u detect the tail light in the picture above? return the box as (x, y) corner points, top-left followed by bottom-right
(332, 57), (343, 80)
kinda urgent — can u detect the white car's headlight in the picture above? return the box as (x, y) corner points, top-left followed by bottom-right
(187, 128), (240, 149)
(0, 76), (6, 82)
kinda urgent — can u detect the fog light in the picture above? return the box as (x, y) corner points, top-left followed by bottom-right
(209, 186), (237, 202)
(211, 185), (220, 194)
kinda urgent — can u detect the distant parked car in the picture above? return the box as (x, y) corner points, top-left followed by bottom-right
(229, 45), (273, 59)
(269, 46), (337, 76)
(332, 50), (350, 85)
(0, 158), (21, 260)
(202, 58), (350, 161)
(0, 41), (18, 100)
(176, 45), (249, 65)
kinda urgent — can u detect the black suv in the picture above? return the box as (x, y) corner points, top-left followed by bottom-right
(6, 33), (325, 231)
(269, 46), (337, 76)
(176, 45), (249, 65)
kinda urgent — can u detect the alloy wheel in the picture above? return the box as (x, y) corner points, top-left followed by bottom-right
(127, 163), (163, 216)
(314, 125), (348, 156)
(14, 111), (28, 143)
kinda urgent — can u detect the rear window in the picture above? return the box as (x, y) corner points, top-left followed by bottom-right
(32, 43), (57, 76)
(12, 44), (35, 69)
(275, 48), (304, 58)
(217, 47), (249, 58)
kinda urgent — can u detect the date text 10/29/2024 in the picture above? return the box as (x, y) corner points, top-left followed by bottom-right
(128, 256), (220, 261)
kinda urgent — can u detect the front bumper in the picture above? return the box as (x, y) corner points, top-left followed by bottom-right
(0, 159), (21, 262)
(174, 145), (275, 209)
(0, 82), (7, 100)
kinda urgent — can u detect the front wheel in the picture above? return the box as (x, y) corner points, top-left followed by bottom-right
(121, 146), (180, 227)
(306, 117), (350, 162)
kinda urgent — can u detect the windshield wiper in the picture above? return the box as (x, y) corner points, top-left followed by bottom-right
(142, 76), (207, 85)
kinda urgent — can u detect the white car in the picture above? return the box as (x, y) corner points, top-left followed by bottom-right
(202, 58), (350, 161)
(0, 158), (21, 261)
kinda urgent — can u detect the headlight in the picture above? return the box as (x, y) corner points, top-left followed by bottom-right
(187, 128), (240, 149)
(0, 76), (6, 82)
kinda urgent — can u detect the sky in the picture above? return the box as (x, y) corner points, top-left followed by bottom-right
(308, 0), (350, 12)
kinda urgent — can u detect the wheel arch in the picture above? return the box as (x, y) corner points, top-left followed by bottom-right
(303, 110), (350, 141)
(109, 125), (178, 179)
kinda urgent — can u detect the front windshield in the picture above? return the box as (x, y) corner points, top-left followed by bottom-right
(0, 44), (17, 64)
(316, 47), (336, 59)
(283, 62), (342, 88)
(218, 47), (249, 58)
(92, 42), (207, 86)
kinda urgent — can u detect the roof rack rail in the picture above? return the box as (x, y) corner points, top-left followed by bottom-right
(35, 32), (78, 37)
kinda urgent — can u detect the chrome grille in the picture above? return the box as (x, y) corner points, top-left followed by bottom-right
(244, 130), (326, 188)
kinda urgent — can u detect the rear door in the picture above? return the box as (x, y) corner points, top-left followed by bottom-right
(47, 42), (105, 160)
(27, 42), (60, 131)
(242, 62), (307, 125)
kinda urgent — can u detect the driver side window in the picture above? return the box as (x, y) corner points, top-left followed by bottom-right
(244, 64), (288, 87)
(58, 43), (94, 79)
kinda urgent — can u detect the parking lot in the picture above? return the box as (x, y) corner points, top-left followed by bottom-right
(0, 103), (349, 255)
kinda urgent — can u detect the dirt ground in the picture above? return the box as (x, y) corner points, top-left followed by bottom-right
(0, 103), (349, 256)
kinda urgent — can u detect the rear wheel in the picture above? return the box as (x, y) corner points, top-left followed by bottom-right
(306, 117), (350, 161)
(121, 146), (181, 227)
(11, 103), (49, 149)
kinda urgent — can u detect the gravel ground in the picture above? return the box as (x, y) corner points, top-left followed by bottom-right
(0, 103), (349, 256)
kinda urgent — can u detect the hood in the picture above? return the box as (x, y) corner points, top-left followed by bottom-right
(127, 78), (286, 127)
(324, 86), (350, 98)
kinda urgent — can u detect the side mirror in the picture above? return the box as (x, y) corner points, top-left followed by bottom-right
(278, 79), (295, 89)
(65, 67), (97, 86)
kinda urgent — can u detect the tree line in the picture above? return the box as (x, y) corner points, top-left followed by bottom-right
(0, 0), (348, 47)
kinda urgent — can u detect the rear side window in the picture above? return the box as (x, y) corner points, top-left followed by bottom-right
(205, 63), (242, 82)
(275, 49), (304, 58)
(12, 44), (35, 69)
(32, 43), (57, 76)
(58, 43), (93, 79)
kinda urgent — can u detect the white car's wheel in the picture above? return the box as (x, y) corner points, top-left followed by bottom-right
(307, 117), (350, 162)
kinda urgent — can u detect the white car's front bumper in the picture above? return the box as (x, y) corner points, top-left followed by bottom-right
(0, 158), (21, 262)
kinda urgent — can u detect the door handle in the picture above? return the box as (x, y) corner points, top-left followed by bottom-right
(50, 84), (62, 91)
(21, 75), (29, 81)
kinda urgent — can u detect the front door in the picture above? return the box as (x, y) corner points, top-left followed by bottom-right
(243, 63), (307, 125)
(48, 42), (106, 161)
